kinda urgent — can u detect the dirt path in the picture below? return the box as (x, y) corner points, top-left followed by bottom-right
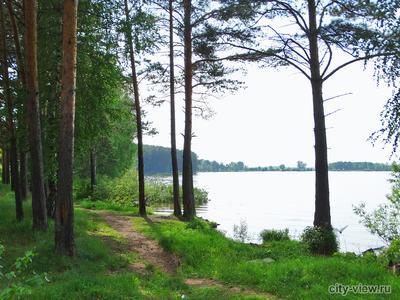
(95, 210), (180, 275)
(94, 210), (279, 299)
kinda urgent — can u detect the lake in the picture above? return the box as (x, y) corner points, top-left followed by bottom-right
(154, 171), (392, 253)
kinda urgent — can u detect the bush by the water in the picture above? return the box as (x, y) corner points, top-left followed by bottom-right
(260, 228), (290, 243)
(300, 226), (338, 255)
(385, 240), (400, 265)
(74, 169), (209, 208)
(354, 163), (400, 243)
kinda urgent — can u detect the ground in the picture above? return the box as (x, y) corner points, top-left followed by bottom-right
(94, 209), (278, 299)
(1, 186), (399, 299)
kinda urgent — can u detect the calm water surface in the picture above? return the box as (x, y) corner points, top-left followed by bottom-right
(155, 171), (391, 253)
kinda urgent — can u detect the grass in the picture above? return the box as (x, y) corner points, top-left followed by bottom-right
(2, 182), (399, 299)
(76, 198), (149, 214)
(0, 186), (271, 299)
(132, 217), (400, 299)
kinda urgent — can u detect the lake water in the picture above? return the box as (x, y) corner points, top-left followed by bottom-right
(154, 171), (392, 253)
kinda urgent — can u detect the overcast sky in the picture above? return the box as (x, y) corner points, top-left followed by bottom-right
(142, 61), (395, 168)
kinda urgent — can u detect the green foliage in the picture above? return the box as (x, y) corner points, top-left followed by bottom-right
(354, 163), (400, 243)
(0, 243), (45, 299)
(143, 145), (198, 175)
(385, 240), (400, 264)
(233, 220), (251, 243)
(260, 229), (290, 243)
(108, 170), (138, 206)
(186, 218), (210, 230)
(74, 10), (136, 179)
(74, 170), (209, 210)
(328, 161), (391, 171)
(37, 0), (136, 182)
(300, 226), (338, 256)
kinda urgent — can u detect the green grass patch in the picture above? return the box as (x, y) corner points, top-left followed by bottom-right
(0, 188), (274, 299)
(132, 217), (400, 300)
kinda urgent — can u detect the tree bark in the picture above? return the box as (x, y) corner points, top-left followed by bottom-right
(47, 180), (56, 219)
(123, 0), (146, 216)
(90, 148), (97, 192)
(0, 1), (23, 221)
(1, 148), (4, 184)
(2, 148), (10, 184)
(6, 0), (25, 87)
(182, 0), (195, 220)
(24, 0), (48, 230)
(169, 0), (182, 217)
(55, 0), (78, 256)
(5, 149), (10, 184)
(308, 0), (331, 228)
(7, 0), (27, 198)
(19, 150), (28, 200)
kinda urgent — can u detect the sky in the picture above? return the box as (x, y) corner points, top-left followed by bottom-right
(142, 61), (395, 168)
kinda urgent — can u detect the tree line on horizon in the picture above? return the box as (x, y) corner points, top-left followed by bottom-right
(143, 145), (392, 173)
(1, 0), (400, 256)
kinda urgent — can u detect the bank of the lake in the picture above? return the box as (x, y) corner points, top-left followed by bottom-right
(155, 171), (391, 253)
(1, 188), (399, 300)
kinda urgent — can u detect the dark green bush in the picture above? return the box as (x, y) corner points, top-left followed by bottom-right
(186, 218), (210, 230)
(300, 226), (338, 256)
(74, 178), (92, 200)
(260, 228), (290, 243)
(384, 239), (400, 264)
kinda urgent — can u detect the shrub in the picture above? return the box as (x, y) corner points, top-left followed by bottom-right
(193, 188), (209, 205)
(109, 170), (138, 205)
(260, 228), (290, 243)
(300, 226), (338, 256)
(91, 176), (113, 201)
(385, 240), (400, 264)
(145, 179), (173, 205)
(74, 170), (209, 209)
(354, 163), (400, 243)
(233, 220), (251, 243)
(0, 243), (46, 299)
(186, 218), (209, 230)
(74, 178), (92, 200)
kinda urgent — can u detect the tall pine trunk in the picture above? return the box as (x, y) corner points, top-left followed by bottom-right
(90, 148), (96, 192)
(182, 0), (195, 220)
(308, 0), (331, 228)
(1, 148), (4, 184)
(55, 0), (78, 256)
(19, 151), (28, 200)
(123, 0), (146, 216)
(6, 0), (25, 86)
(47, 180), (56, 218)
(25, 0), (48, 230)
(169, 0), (181, 217)
(2, 148), (10, 184)
(0, 1), (23, 221)
(5, 149), (10, 184)
(7, 0), (27, 200)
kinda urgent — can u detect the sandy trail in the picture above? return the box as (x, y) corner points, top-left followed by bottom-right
(94, 210), (279, 299)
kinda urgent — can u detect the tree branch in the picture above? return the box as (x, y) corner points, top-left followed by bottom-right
(323, 52), (396, 82)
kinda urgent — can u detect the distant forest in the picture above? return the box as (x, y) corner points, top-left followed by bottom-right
(143, 145), (391, 174)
